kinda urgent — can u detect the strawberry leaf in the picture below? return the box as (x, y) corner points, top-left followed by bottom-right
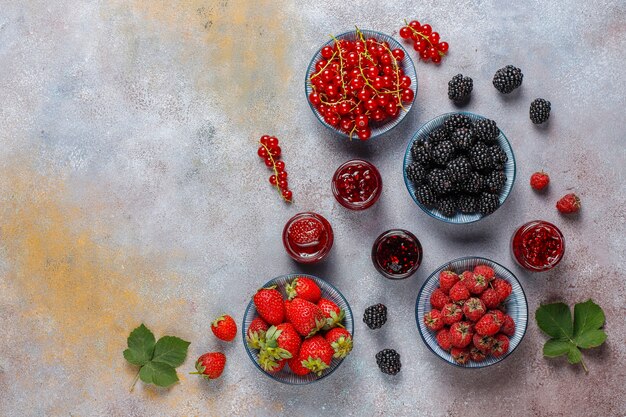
(573, 299), (605, 338)
(542, 339), (572, 357)
(152, 336), (190, 368)
(123, 324), (156, 366)
(535, 302), (573, 339)
(139, 361), (179, 387)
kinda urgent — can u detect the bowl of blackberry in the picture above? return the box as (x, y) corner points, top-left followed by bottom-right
(403, 112), (516, 223)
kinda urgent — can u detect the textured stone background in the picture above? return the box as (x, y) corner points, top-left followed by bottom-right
(0, 0), (625, 416)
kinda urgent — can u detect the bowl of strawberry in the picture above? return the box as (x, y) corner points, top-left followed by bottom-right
(415, 257), (528, 368)
(305, 28), (417, 141)
(243, 274), (354, 384)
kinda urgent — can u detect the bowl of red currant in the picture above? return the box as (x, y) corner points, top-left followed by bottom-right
(305, 28), (417, 141)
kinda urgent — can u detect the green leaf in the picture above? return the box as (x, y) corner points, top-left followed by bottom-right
(151, 336), (190, 367)
(575, 329), (607, 349)
(543, 339), (572, 357)
(573, 299), (605, 338)
(535, 303), (573, 340)
(567, 346), (582, 364)
(123, 324), (156, 366)
(139, 361), (179, 387)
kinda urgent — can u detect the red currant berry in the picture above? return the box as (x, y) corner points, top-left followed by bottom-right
(409, 20), (421, 30)
(357, 128), (371, 141)
(321, 46), (334, 59)
(431, 55), (442, 64)
(270, 146), (281, 157)
(258, 146), (267, 158)
(365, 99), (378, 111)
(260, 135), (270, 145)
(428, 47), (438, 59)
(400, 75), (411, 89)
(420, 49), (430, 60)
(338, 101), (351, 115)
(275, 160), (285, 172)
(355, 114), (369, 129)
(340, 117), (355, 132)
(372, 108), (386, 122)
(399, 26), (411, 39)
(278, 179), (288, 189)
(382, 65), (395, 76)
(401, 88), (415, 103)
(264, 157), (273, 167)
(392, 48), (405, 61)
(379, 54), (392, 66)
(429, 32), (440, 44)
(386, 102), (399, 116)
(269, 175), (277, 185)
(278, 171), (288, 181)
(377, 94), (389, 107)
(315, 60), (327, 72)
(413, 40), (426, 53)
(438, 42), (449, 53)
(267, 137), (279, 148)
(309, 92), (321, 105)
(420, 24), (432, 36)
(282, 189), (292, 201)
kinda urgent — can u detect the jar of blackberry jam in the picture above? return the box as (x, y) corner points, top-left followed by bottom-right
(511, 220), (565, 272)
(331, 159), (382, 210)
(371, 229), (422, 279)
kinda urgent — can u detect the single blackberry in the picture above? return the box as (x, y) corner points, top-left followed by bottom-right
(443, 114), (472, 132)
(430, 140), (455, 166)
(530, 98), (551, 124)
(448, 74), (473, 102)
(363, 304), (387, 329)
(457, 195), (478, 213)
(405, 162), (427, 185)
(492, 65), (523, 94)
(468, 142), (494, 171)
(415, 184), (439, 207)
(485, 170), (507, 194)
(427, 169), (454, 195)
(376, 349), (401, 375)
(410, 141), (432, 166)
(462, 172), (485, 194)
(437, 196), (457, 217)
(446, 156), (472, 182)
(428, 127), (449, 144)
(450, 127), (475, 152)
(488, 145), (508, 170)
(479, 192), (500, 215)
(473, 119), (499, 143)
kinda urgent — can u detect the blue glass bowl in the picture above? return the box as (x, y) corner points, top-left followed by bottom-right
(403, 112), (516, 223)
(305, 29), (418, 140)
(242, 274), (354, 384)
(415, 257), (528, 368)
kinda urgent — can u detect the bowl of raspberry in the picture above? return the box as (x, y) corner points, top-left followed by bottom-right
(242, 274), (354, 384)
(403, 112), (516, 223)
(305, 28), (417, 141)
(415, 257), (528, 368)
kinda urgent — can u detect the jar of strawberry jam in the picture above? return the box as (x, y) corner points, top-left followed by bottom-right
(511, 220), (565, 271)
(331, 159), (382, 210)
(371, 229), (422, 279)
(282, 212), (334, 263)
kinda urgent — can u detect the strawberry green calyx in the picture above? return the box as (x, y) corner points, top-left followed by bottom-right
(262, 326), (293, 360)
(330, 335), (353, 358)
(323, 309), (346, 330)
(258, 350), (284, 372)
(307, 317), (327, 338)
(301, 357), (330, 376)
(285, 279), (299, 300)
(191, 361), (210, 380)
(246, 330), (266, 350)
(212, 315), (227, 328)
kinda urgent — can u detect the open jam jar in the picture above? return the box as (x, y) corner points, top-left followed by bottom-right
(331, 159), (382, 210)
(282, 212), (334, 263)
(511, 220), (565, 272)
(371, 229), (422, 279)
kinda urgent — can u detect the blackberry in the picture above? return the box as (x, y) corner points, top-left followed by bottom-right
(485, 170), (507, 194)
(473, 119), (499, 143)
(415, 184), (438, 207)
(446, 156), (472, 182)
(363, 303), (387, 329)
(427, 168), (454, 195)
(450, 127), (475, 152)
(448, 74), (473, 102)
(468, 142), (494, 171)
(457, 195), (478, 213)
(462, 172), (485, 194)
(428, 127), (449, 144)
(410, 141), (432, 166)
(479, 192), (500, 215)
(488, 145), (508, 170)
(443, 114), (472, 132)
(492, 65), (523, 94)
(530, 98), (551, 124)
(437, 196), (457, 217)
(405, 162), (427, 185)
(376, 349), (401, 375)
(431, 140), (455, 166)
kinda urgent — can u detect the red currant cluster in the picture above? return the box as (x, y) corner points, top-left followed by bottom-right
(308, 28), (415, 141)
(257, 135), (292, 202)
(399, 20), (448, 64)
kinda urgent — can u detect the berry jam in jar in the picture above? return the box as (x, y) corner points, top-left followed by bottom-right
(283, 212), (334, 263)
(511, 220), (565, 271)
(371, 229), (423, 279)
(331, 159), (382, 210)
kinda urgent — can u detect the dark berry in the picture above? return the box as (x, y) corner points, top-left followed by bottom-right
(450, 127), (475, 152)
(462, 172), (485, 194)
(446, 156), (472, 182)
(444, 114), (472, 132)
(530, 98), (551, 124)
(437, 196), (457, 217)
(488, 145), (508, 170)
(363, 304), (388, 329)
(492, 65), (523, 94)
(415, 184), (438, 207)
(427, 168), (454, 195)
(457, 195), (478, 213)
(468, 142), (494, 171)
(376, 349), (401, 375)
(478, 192), (500, 215)
(473, 119), (499, 144)
(405, 162), (427, 185)
(430, 140), (455, 166)
(485, 170), (507, 194)
(410, 141), (432, 166)
(448, 74), (473, 102)
(428, 128), (449, 144)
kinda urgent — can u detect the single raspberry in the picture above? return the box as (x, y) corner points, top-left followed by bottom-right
(451, 347), (470, 364)
(473, 334), (495, 353)
(449, 321), (474, 348)
(480, 288), (500, 309)
(491, 334), (510, 357)
(488, 309), (506, 326)
(500, 315), (516, 336)
(530, 171), (550, 191)
(430, 288), (450, 310)
(449, 282), (470, 303)
(439, 270), (459, 294)
(475, 313), (501, 336)
(464, 273), (488, 295)
(436, 328), (453, 351)
(423, 309), (445, 331)
(492, 278), (512, 302)
(459, 270), (473, 284)
(556, 193), (581, 214)
(469, 346), (487, 362)
(473, 265), (495, 282)
(462, 297), (486, 322)
(442, 303), (463, 325)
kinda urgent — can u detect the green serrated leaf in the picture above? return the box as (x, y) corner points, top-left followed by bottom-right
(573, 299), (605, 338)
(543, 339), (572, 358)
(575, 329), (607, 349)
(123, 324), (156, 366)
(566, 345), (582, 364)
(152, 336), (190, 367)
(536, 303), (573, 340)
(139, 361), (179, 387)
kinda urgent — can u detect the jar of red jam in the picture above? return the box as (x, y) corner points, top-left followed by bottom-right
(331, 159), (382, 210)
(511, 220), (565, 271)
(371, 229), (422, 279)
(282, 212), (334, 263)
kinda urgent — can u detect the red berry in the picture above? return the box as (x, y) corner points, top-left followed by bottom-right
(269, 175), (277, 185)
(491, 334), (510, 357)
(449, 281), (470, 302)
(438, 42), (449, 53)
(420, 24), (432, 36)
(278, 179), (288, 190)
(357, 128), (371, 141)
(211, 314), (237, 342)
(282, 189), (293, 201)
(423, 309), (445, 331)
(463, 297), (486, 322)
(399, 26), (411, 39)
(473, 265), (495, 282)
(257, 146), (267, 158)
(436, 328), (452, 351)
(480, 288), (500, 309)
(355, 115), (369, 129)
(431, 55), (442, 64)
(392, 48), (405, 60)
(530, 171), (550, 190)
(275, 160), (285, 172)
(500, 315), (516, 336)
(401, 88), (414, 103)
(260, 135), (270, 145)
(430, 288), (450, 310)
(450, 321), (474, 348)
(429, 32), (440, 44)
(278, 171), (288, 181)
(321, 45), (334, 59)
(492, 278), (512, 302)
(439, 270), (459, 294)
(264, 157), (273, 167)
(451, 347), (470, 364)
(408, 20), (421, 30)
(475, 313), (501, 336)
(267, 137), (279, 148)
(556, 193), (581, 214)
(442, 303), (463, 325)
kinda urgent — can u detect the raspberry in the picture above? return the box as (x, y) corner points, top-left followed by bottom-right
(449, 321), (474, 348)
(492, 65), (523, 94)
(464, 273), (488, 295)
(430, 288), (450, 310)
(500, 315), (516, 336)
(489, 309), (506, 326)
(473, 265), (495, 282)
(469, 347), (486, 362)
(439, 270), (459, 294)
(462, 297), (486, 322)
(475, 313), (501, 336)
(491, 334), (510, 357)
(459, 270), (473, 284)
(451, 347), (470, 364)
(480, 288), (500, 309)
(436, 328), (453, 351)
(449, 281), (470, 302)
(423, 309), (445, 331)
(442, 303), (463, 325)
(473, 334), (495, 353)
(492, 278), (512, 302)
(530, 98), (551, 124)
(556, 193), (581, 214)
(530, 171), (550, 191)
(448, 74), (473, 102)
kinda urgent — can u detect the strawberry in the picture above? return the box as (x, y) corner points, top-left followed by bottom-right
(500, 314), (516, 336)
(469, 346), (487, 362)
(473, 265), (495, 282)
(286, 276), (322, 302)
(442, 303), (463, 325)
(288, 218), (323, 246)
(491, 334), (510, 357)
(464, 273), (488, 295)
(325, 327), (353, 358)
(449, 281), (470, 302)
(492, 278), (512, 302)
(475, 313), (501, 336)
(284, 298), (326, 337)
(462, 297), (486, 322)
(451, 347), (470, 364)
(556, 193), (581, 214)
(298, 335), (334, 376)
(258, 350), (286, 373)
(473, 334), (495, 353)
(211, 314), (237, 342)
(530, 171), (550, 191)
(430, 288), (450, 309)
(480, 288), (500, 309)
(263, 323), (301, 360)
(423, 309), (445, 331)
(489, 309), (506, 325)
(449, 321), (474, 348)
(246, 317), (269, 349)
(253, 286), (285, 325)
(439, 270), (459, 294)
(287, 355), (310, 376)
(317, 298), (345, 329)
(191, 352), (226, 380)
(436, 328), (453, 351)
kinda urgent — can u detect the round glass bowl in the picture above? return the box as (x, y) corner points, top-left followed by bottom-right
(282, 212), (334, 263)
(331, 159), (382, 210)
(511, 220), (565, 272)
(371, 229), (422, 279)
(242, 274), (354, 384)
(415, 257), (528, 368)
(403, 112), (516, 224)
(305, 29), (417, 140)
